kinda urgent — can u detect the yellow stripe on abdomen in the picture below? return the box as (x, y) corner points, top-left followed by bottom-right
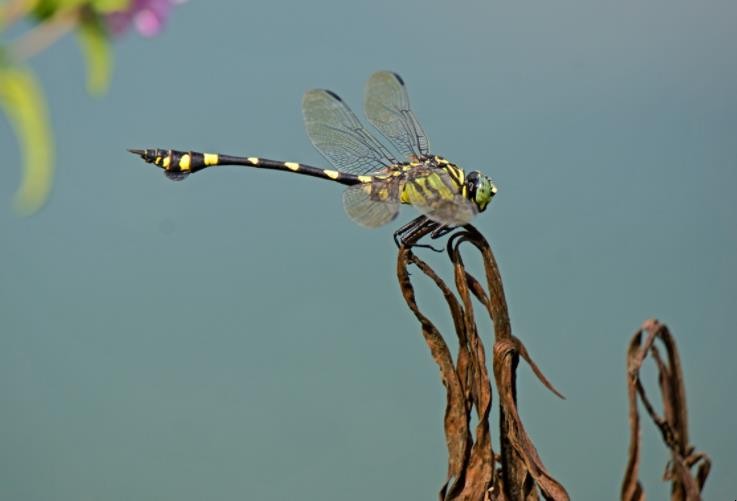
(179, 154), (192, 171)
(204, 153), (219, 166)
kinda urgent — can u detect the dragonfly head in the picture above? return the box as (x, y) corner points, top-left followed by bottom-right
(466, 171), (497, 212)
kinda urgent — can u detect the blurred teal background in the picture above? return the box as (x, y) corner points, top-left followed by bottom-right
(2, 0), (736, 499)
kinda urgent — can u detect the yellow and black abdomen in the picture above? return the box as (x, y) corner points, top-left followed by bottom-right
(129, 148), (366, 186)
(130, 148), (222, 180)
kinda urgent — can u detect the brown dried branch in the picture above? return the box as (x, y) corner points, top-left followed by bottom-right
(397, 251), (471, 497)
(621, 318), (711, 501)
(397, 225), (567, 501)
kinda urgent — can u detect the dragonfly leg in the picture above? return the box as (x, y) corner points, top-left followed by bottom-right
(393, 216), (444, 252)
(430, 224), (453, 240)
(394, 215), (426, 247)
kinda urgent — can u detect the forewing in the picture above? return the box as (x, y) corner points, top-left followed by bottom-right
(302, 89), (398, 175)
(404, 166), (477, 226)
(342, 179), (401, 228)
(364, 71), (430, 160)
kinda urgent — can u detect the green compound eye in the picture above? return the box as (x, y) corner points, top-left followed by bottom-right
(466, 171), (497, 212)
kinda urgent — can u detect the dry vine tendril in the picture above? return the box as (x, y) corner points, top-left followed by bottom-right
(622, 319), (711, 501)
(397, 225), (568, 501)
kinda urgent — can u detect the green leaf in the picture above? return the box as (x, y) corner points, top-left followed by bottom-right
(90, 0), (130, 14)
(32, 0), (81, 20)
(31, 0), (130, 25)
(77, 10), (112, 96)
(0, 64), (54, 215)
(53, 0), (89, 11)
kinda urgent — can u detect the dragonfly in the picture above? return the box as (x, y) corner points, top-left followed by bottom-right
(129, 71), (497, 248)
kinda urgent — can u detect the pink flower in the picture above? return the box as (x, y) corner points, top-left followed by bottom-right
(106, 0), (185, 38)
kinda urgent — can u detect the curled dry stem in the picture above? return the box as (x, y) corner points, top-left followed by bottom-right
(621, 319), (711, 501)
(397, 225), (567, 501)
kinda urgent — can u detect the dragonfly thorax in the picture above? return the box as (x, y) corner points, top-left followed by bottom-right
(394, 155), (496, 224)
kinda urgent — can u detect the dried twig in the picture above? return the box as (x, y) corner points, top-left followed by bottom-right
(9, 7), (81, 61)
(397, 225), (567, 501)
(621, 319), (711, 501)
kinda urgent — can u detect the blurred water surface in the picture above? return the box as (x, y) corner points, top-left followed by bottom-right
(1, 1), (735, 499)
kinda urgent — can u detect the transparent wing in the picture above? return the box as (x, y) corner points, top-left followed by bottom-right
(404, 166), (477, 226)
(364, 71), (430, 161)
(342, 179), (401, 228)
(302, 89), (399, 175)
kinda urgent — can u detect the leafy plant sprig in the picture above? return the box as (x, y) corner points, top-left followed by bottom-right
(0, 0), (183, 214)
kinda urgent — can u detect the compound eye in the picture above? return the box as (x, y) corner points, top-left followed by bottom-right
(465, 171), (479, 191)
